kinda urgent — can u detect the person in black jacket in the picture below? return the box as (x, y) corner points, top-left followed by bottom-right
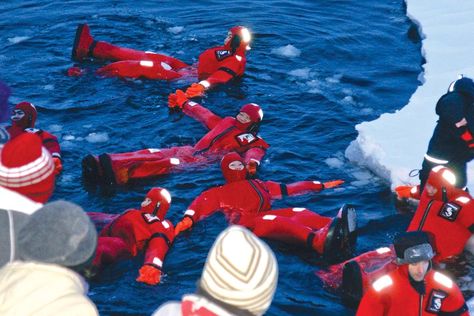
(419, 75), (474, 190)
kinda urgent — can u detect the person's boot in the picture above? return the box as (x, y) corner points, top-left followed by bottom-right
(98, 153), (117, 186)
(82, 154), (100, 184)
(341, 260), (363, 307)
(308, 204), (357, 263)
(72, 24), (95, 61)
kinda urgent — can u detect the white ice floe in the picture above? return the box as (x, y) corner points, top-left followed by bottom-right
(346, 0), (474, 190)
(85, 132), (109, 143)
(271, 44), (301, 58)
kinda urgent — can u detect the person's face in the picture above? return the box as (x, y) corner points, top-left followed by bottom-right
(141, 197), (152, 208)
(11, 109), (25, 122)
(224, 31), (232, 45)
(236, 112), (251, 124)
(408, 260), (430, 281)
(228, 160), (244, 170)
(425, 183), (438, 197)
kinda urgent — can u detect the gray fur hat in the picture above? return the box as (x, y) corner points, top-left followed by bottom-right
(17, 200), (97, 270)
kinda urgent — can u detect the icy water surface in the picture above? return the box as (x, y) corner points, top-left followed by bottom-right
(0, 0), (423, 314)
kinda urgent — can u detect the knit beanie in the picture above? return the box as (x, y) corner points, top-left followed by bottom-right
(17, 200), (97, 270)
(0, 133), (55, 203)
(199, 226), (278, 316)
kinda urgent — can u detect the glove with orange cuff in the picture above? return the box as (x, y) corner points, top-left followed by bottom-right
(395, 185), (420, 200)
(323, 179), (344, 189)
(168, 89), (189, 111)
(53, 157), (63, 176)
(175, 217), (193, 236)
(136, 265), (161, 285)
(185, 83), (206, 98)
(246, 160), (258, 177)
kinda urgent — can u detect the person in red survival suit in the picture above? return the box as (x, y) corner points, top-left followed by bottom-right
(356, 231), (468, 316)
(86, 187), (174, 285)
(318, 166), (474, 305)
(6, 101), (62, 175)
(173, 152), (356, 263)
(70, 24), (250, 97)
(82, 91), (269, 186)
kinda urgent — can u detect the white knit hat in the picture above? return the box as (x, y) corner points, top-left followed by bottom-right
(200, 226), (278, 316)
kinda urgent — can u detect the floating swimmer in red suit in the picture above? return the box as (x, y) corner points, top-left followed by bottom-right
(82, 92), (268, 185)
(71, 24), (250, 97)
(87, 187), (174, 285)
(318, 166), (474, 304)
(6, 101), (62, 175)
(174, 152), (356, 263)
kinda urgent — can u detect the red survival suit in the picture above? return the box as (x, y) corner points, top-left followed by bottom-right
(318, 166), (474, 302)
(6, 102), (62, 174)
(357, 265), (468, 316)
(90, 187), (174, 285)
(82, 101), (269, 185)
(71, 24), (249, 92)
(174, 152), (355, 262)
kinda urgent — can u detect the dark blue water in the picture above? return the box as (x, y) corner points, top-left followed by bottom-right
(0, 0), (423, 315)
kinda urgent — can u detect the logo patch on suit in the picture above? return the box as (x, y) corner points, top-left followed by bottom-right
(426, 290), (447, 313)
(235, 133), (257, 146)
(438, 202), (461, 221)
(142, 213), (160, 224)
(215, 50), (231, 61)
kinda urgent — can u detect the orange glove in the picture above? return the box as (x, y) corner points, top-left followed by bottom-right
(168, 93), (177, 109)
(53, 157), (63, 175)
(246, 160), (258, 177)
(136, 265), (161, 285)
(185, 83), (206, 98)
(395, 185), (419, 199)
(175, 217), (193, 236)
(323, 179), (344, 189)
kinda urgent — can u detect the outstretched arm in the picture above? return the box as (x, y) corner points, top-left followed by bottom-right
(265, 180), (344, 199)
(137, 220), (175, 285)
(185, 56), (245, 98)
(175, 188), (221, 235)
(169, 90), (222, 130)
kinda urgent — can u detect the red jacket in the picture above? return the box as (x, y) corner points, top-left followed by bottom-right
(197, 45), (246, 86)
(357, 265), (468, 316)
(407, 190), (474, 262)
(184, 101), (268, 165)
(100, 209), (174, 268)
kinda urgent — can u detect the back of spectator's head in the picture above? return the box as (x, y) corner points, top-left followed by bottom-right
(0, 133), (55, 203)
(17, 200), (97, 272)
(198, 225), (278, 316)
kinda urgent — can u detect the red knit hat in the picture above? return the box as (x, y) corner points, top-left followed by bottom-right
(0, 133), (55, 203)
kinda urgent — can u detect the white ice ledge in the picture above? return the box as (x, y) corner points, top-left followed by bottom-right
(345, 0), (474, 190)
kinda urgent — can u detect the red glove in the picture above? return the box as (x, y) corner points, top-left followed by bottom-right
(185, 83), (206, 98)
(323, 180), (344, 189)
(136, 265), (161, 285)
(175, 217), (193, 236)
(53, 157), (63, 176)
(246, 160), (258, 176)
